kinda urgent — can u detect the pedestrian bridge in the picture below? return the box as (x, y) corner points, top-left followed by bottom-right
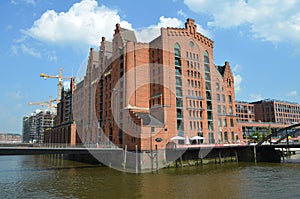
(0, 146), (122, 156)
(257, 123), (300, 146)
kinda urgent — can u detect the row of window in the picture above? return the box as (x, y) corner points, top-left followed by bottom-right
(236, 105), (254, 113)
(189, 110), (203, 119)
(275, 118), (300, 123)
(217, 105), (234, 115)
(189, 121), (203, 130)
(218, 118), (235, 127)
(188, 99), (203, 108)
(275, 103), (300, 110)
(275, 108), (300, 114)
(150, 97), (162, 107)
(187, 89), (202, 97)
(186, 51), (199, 60)
(236, 114), (255, 118)
(188, 79), (201, 88)
(187, 70), (201, 79)
(218, 131), (237, 144)
(187, 60), (201, 70)
(216, 94), (232, 103)
(275, 113), (300, 118)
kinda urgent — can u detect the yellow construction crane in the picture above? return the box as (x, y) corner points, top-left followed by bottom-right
(28, 96), (57, 112)
(40, 68), (71, 103)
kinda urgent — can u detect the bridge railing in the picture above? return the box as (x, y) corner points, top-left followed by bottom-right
(257, 123), (300, 146)
(34, 143), (121, 149)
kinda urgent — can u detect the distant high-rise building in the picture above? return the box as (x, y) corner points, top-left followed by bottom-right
(251, 99), (300, 124)
(22, 114), (36, 143)
(22, 110), (55, 143)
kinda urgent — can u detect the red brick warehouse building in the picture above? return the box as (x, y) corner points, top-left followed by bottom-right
(73, 18), (241, 151)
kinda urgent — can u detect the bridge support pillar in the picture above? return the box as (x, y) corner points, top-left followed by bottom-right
(254, 146), (257, 164)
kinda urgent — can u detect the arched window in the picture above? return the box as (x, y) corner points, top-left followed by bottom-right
(204, 51), (209, 63)
(174, 43), (181, 57)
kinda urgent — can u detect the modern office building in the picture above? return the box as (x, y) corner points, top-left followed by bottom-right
(22, 114), (36, 143)
(235, 99), (300, 141)
(22, 109), (55, 143)
(235, 101), (255, 122)
(251, 99), (300, 124)
(71, 18), (241, 151)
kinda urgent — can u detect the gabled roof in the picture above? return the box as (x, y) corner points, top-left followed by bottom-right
(216, 61), (233, 79)
(120, 28), (137, 42)
(92, 50), (99, 62)
(216, 65), (225, 77)
(104, 40), (113, 53)
(136, 112), (164, 127)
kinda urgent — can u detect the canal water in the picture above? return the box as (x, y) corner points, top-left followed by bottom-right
(1, 155), (300, 199)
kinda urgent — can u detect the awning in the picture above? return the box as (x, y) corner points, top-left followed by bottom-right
(170, 135), (185, 141)
(190, 136), (205, 140)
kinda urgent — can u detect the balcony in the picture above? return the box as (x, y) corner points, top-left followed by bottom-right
(176, 98), (183, 108)
(176, 88), (182, 97)
(177, 112), (183, 119)
(176, 78), (182, 87)
(206, 93), (212, 100)
(175, 58), (181, 66)
(186, 95), (204, 100)
(175, 68), (182, 76)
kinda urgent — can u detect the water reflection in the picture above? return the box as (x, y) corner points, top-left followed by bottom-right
(1, 155), (300, 198)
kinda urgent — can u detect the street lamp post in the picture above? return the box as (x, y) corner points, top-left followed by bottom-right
(149, 126), (162, 174)
(150, 127), (154, 173)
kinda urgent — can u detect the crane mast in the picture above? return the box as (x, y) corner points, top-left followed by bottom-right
(40, 68), (71, 103)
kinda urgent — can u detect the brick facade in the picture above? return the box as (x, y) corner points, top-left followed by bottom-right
(72, 18), (242, 151)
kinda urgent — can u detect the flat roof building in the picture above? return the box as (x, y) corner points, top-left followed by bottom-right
(251, 99), (300, 124)
(22, 109), (55, 143)
(236, 101), (255, 123)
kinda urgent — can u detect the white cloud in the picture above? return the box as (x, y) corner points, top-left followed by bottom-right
(196, 23), (213, 39)
(287, 90), (298, 97)
(23, 0), (132, 48)
(232, 64), (243, 93)
(43, 50), (57, 62)
(234, 74), (242, 93)
(184, 0), (300, 47)
(11, 0), (35, 6)
(63, 81), (70, 90)
(249, 93), (263, 101)
(5, 25), (13, 32)
(135, 17), (212, 42)
(11, 44), (41, 58)
(11, 44), (58, 61)
(24, 0), (35, 6)
(11, 45), (18, 56)
(20, 44), (41, 58)
(233, 64), (242, 73)
(22, 0), (211, 49)
(135, 16), (182, 42)
(177, 9), (187, 18)
(8, 90), (23, 100)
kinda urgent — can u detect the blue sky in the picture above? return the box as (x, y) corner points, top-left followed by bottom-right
(1, 0), (300, 133)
